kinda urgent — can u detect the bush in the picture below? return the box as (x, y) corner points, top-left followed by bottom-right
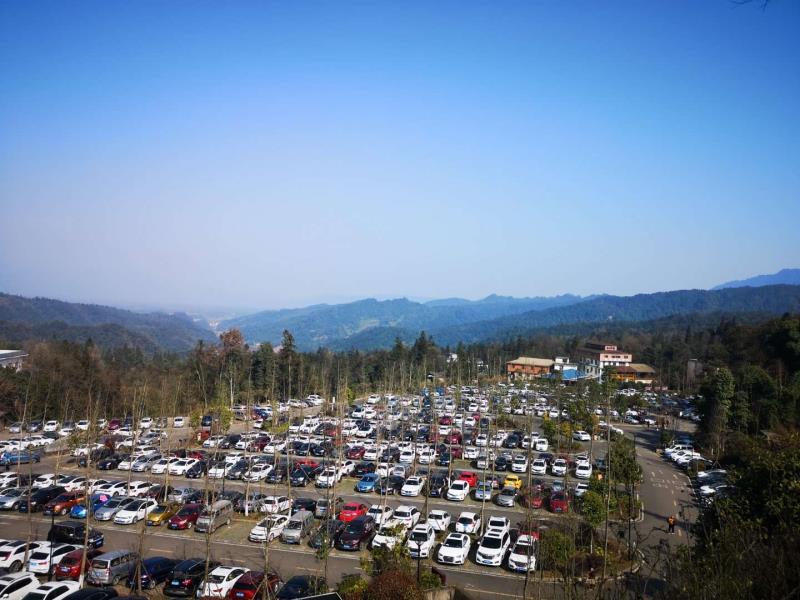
(338, 574), (368, 600)
(363, 570), (424, 600)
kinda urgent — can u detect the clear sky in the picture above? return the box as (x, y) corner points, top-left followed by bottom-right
(1, 1), (799, 312)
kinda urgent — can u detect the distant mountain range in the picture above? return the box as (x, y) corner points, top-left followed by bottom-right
(0, 293), (215, 352)
(222, 285), (800, 351)
(3, 268), (799, 353)
(220, 294), (588, 350)
(713, 268), (800, 290)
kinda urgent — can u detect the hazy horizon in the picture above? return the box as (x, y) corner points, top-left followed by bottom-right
(2, 2), (799, 310)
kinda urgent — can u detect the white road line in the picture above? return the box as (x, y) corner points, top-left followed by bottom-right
(673, 500), (677, 507)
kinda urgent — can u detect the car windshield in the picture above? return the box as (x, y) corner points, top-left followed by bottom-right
(444, 538), (463, 548)
(104, 498), (123, 508)
(208, 573), (227, 583)
(410, 531), (428, 542)
(482, 536), (503, 549)
(177, 507), (196, 516)
(395, 510), (410, 518)
(343, 523), (362, 534)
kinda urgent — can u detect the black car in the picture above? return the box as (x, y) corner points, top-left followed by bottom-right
(185, 461), (207, 479)
(308, 520), (345, 549)
(225, 460), (250, 480)
(62, 590), (119, 600)
(145, 485), (174, 502)
(219, 490), (245, 507)
(19, 485), (66, 513)
(218, 434), (240, 450)
(426, 475), (449, 498)
(380, 449), (400, 462)
(200, 415), (213, 427)
(377, 476), (405, 495)
(97, 455), (125, 470)
(163, 558), (220, 597)
(127, 556), (179, 589)
(494, 456), (509, 472)
(353, 462), (376, 477)
(79, 447), (113, 468)
(436, 452), (451, 467)
(335, 515), (375, 551)
(291, 497), (317, 515)
(503, 434), (521, 449)
(266, 467), (288, 484)
(276, 576), (327, 600)
(48, 520), (104, 548)
(185, 489), (218, 505)
(289, 468), (314, 487)
(310, 443), (333, 458)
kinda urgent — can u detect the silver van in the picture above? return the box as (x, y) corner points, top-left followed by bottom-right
(195, 499), (233, 533)
(87, 550), (139, 585)
(281, 509), (314, 544)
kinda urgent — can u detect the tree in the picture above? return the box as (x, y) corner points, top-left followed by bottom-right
(699, 366), (735, 459)
(363, 570), (424, 600)
(539, 529), (575, 576)
(581, 490), (606, 553)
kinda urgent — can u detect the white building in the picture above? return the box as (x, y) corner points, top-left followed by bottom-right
(0, 350), (27, 371)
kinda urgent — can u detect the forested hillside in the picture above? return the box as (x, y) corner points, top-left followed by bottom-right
(0, 293), (215, 352)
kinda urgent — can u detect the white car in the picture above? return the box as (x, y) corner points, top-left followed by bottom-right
(113, 498), (158, 524)
(575, 462), (592, 479)
(27, 543), (80, 574)
(261, 496), (292, 514)
(551, 459), (568, 476)
(0, 473), (21, 488)
(173, 416), (186, 428)
(43, 421), (60, 433)
(116, 456), (134, 471)
(33, 474), (56, 489)
(475, 529), (511, 567)
(0, 572), (40, 600)
(573, 430), (591, 442)
(574, 482), (589, 497)
(534, 438), (549, 451)
(507, 535), (537, 572)
(446, 480), (469, 502)
(436, 532), (471, 565)
(463, 446), (479, 460)
(454, 511), (481, 534)
(58, 423), (76, 437)
(315, 467), (341, 488)
(485, 516), (511, 536)
(139, 417), (153, 429)
(243, 463), (273, 482)
(22, 581), (80, 600)
(248, 514), (290, 542)
(207, 463), (230, 479)
(475, 434), (488, 447)
(399, 450), (415, 464)
(418, 450), (435, 465)
(126, 481), (152, 497)
(367, 505), (394, 526)
(203, 435), (226, 448)
(401, 477), (425, 497)
(426, 510), (451, 532)
(57, 475), (87, 492)
(94, 481), (127, 496)
(96, 419), (108, 429)
(168, 458), (199, 476)
(198, 566), (250, 598)
(511, 456), (528, 473)
(371, 520), (408, 550)
(406, 522), (436, 559)
(393, 505), (421, 529)
(75, 420), (90, 431)
(151, 457), (180, 475)
(0, 541), (45, 571)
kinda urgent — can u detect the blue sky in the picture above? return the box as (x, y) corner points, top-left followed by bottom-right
(1, 1), (798, 311)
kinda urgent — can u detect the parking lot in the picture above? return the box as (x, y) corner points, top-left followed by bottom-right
(0, 388), (696, 597)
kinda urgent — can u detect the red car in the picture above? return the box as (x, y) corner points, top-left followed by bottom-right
(338, 502), (368, 522)
(294, 458), (319, 469)
(521, 492), (544, 509)
(346, 446), (366, 460)
(186, 450), (206, 460)
(226, 571), (283, 600)
(439, 416), (453, 426)
(54, 548), (103, 581)
(458, 471), (478, 487)
(167, 503), (202, 529)
(446, 433), (463, 446)
(107, 419), (121, 431)
(549, 492), (570, 513)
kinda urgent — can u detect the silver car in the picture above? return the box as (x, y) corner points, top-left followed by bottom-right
(93, 496), (135, 521)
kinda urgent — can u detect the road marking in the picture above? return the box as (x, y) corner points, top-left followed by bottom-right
(673, 500), (677, 507)
(651, 471), (656, 478)
(677, 529), (682, 537)
(672, 473), (678, 479)
(150, 547), (174, 554)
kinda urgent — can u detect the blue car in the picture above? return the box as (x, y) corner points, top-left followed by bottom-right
(356, 473), (381, 493)
(70, 493), (110, 518)
(0, 450), (41, 465)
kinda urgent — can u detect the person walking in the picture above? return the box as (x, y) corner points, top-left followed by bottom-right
(667, 514), (676, 534)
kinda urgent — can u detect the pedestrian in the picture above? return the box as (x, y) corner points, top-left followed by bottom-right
(667, 514), (676, 534)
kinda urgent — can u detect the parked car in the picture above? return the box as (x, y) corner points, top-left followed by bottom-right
(126, 556), (179, 590)
(225, 571), (282, 600)
(54, 548), (103, 581)
(48, 521), (104, 548)
(0, 571), (40, 600)
(436, 532), (471, 565)
(163, 558), (221, 597)
(335, 515), (376, 551)
(87, 550), (140, 586)
(198, 566), (249, 599)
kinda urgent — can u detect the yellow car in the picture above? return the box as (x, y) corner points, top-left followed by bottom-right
(145, 502), (180, 526)
(503, 474), (523, 490)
